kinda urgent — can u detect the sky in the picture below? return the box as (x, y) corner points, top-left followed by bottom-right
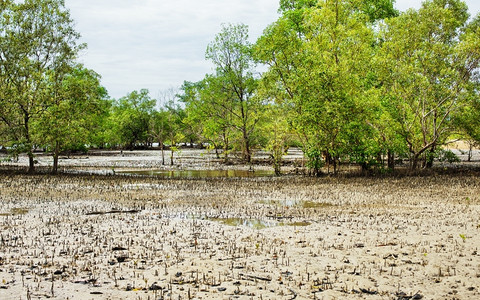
(64, 0), (480, 100)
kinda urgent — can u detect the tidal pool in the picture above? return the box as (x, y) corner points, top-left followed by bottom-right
(208, 218), (311, 229)
(260, 199), (336, 208)
(118, 169), (274, 178)
(209, 218), (277, 229)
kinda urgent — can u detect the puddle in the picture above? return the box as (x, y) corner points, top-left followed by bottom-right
(207, 217), (311, 229)
(260, 199), (336, 209)
(118, 169), (274, 178)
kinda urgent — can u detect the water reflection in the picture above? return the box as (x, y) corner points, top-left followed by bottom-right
(259, 199), (336, 208)
(207, 217), (311, 229)
(118, 169), (274, 178)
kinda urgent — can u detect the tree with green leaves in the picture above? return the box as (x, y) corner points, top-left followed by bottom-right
(33, 65), (108, 173)
(85, 98), (112, 150)
(180, 77), (236, 162)
(262, 104), (291, 175)
(256, 0), (394, 174)
(173, 90), (201, 148)
(206, 23), (261, 163)
(164, 100), (185, 165)
(377, 0), (480, 169)
(452, 33), (480, 162)
(151, 88), (179, 164)
(454, 103), (480, 161)
(0, 0), (83, 173)
(110, 89), (156, 150)
(451, 13), (480, 162)
(149, 108), (170, 165)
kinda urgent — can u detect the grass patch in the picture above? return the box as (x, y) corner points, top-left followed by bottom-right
(282, 221), (312, 227)
(0, 207), (29, 216)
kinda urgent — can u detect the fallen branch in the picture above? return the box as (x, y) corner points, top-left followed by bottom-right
(86, 210), (140, 215)
(239, 273), (272, 282)
(289, 288), (297, 299)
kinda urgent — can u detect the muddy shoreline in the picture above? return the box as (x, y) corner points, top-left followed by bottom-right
(0, 168), (479, 299)
(1, 149), (480, 299)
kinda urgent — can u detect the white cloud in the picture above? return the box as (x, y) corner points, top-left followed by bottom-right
(65, 0), (479, 99)
(66, 0), (280, 99)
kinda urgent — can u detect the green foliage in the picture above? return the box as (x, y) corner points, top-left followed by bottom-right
(305, 148), (325, 176)
(455, 102), (480, 143)
(436, 149), (461, 164)
(376, 0), (480, 169)
(150, 110), (170, 144)
(261, 104), (291, 175)
(0, 0), (84, 172)
(256, 0), (380, 174)
(110, 89), (155, 149)
(164, 101), (186, 165)
(33, 65), (108, 172)
(180, 78), (231, 153)
(279, 0), (317, 12)
(252, 0), (480, 173)
(1, 0), (479, 176)
(360, 0), (399, 22)
(203, 23), (262, 162)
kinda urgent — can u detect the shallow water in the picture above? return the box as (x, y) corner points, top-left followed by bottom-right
(260, 199), (336, 209)
(118, 169), (274, 178)
(207, 217), (311, 229)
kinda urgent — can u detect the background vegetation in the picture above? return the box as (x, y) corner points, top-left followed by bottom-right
(0, 0), (479, 174)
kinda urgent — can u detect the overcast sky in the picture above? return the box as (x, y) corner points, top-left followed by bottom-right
(64, 0), (480, 100)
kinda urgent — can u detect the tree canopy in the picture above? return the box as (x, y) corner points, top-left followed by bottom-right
(0, 0), (86, 172)
(1, 0), (479, 175)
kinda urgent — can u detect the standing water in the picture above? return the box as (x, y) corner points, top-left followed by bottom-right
(117, 169), (274, 178)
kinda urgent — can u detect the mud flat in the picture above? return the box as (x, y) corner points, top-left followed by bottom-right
(0, 170), (479, 300)
(0, 149), (304, 173)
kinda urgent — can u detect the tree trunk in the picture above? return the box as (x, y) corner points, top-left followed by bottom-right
(170, 148), (174, 166)
(323, 151), (333, 174)
(274, 157), (282, 176)
(273, 146), (283, 176)
(160, 142), (165, 165)
(274, 164), (281, 176)
(425, 144), (436, 168)
(243, 129), (251, 163)
(468, 143), (473, 162)
(361, 162), (369, 173)
(376, 153), (383, 167)
(411, 153), (421, 170)
(28, 152), (35, 174)
(387, 150), (395, 170)
(52, 142), (59, 175)
(25, 115), (35, 174)
(223, 140), (229, 163)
